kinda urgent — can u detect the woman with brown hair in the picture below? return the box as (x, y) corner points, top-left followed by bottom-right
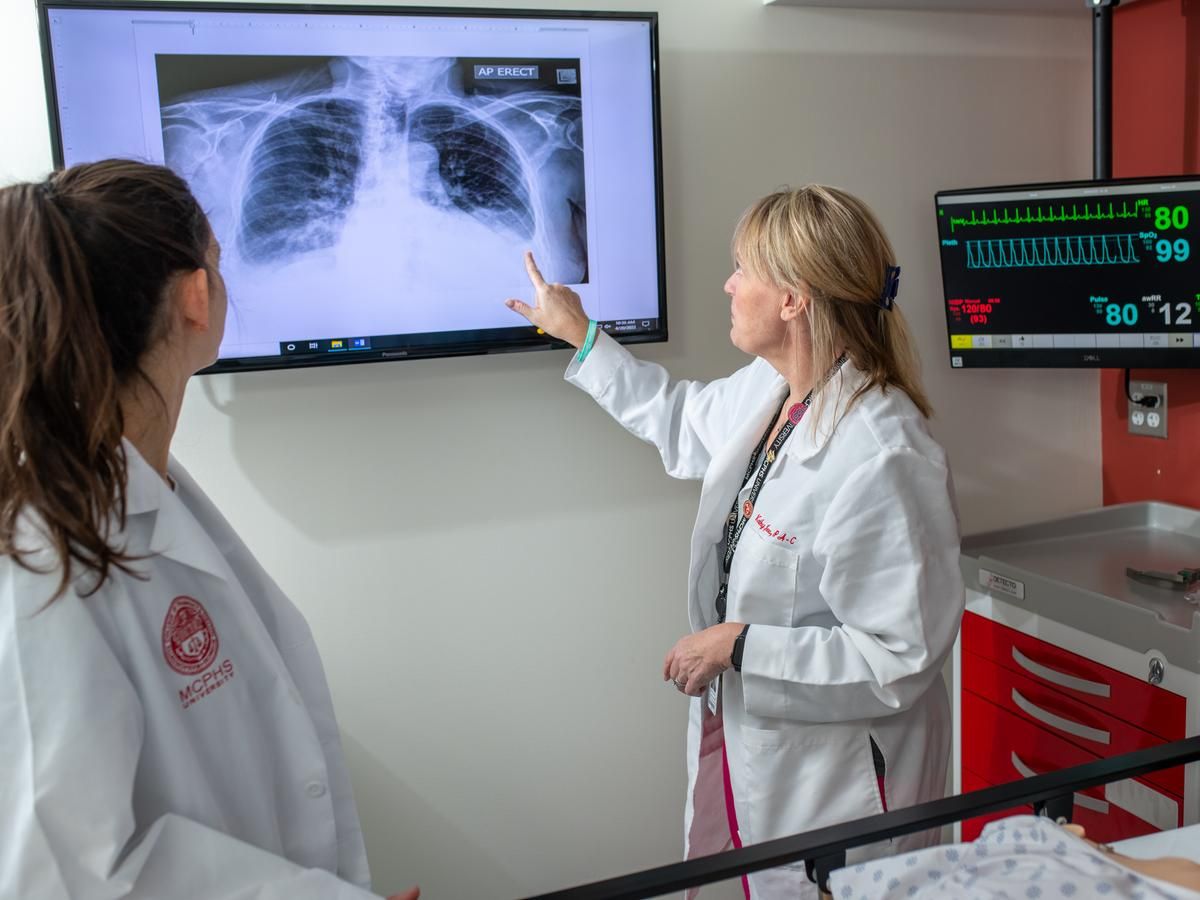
(506, 185), (965, 899)
(0, 160), (416, 900)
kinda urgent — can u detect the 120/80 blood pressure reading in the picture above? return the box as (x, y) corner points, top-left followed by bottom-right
(947, 297), (1000, 326)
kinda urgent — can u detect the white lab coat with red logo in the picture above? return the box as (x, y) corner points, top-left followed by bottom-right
(0, 441), (376, 899)
(565, 334), (965, 900)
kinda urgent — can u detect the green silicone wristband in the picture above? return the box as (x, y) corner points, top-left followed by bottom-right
(576, 319), (599, 363)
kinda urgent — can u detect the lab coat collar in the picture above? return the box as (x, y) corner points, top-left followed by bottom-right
(693, 357), (869, 535)
(783, 357), (869, 465)
(122, 438), (165, 518)
(121, 439), (230, 581)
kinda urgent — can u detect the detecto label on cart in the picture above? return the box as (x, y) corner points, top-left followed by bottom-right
(978, 568), (1025, 600)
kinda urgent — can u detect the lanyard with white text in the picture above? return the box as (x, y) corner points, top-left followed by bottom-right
(714, 353), (848, 624)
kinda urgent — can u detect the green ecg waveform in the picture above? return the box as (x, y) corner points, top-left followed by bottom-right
(949, 200), (1146, 234)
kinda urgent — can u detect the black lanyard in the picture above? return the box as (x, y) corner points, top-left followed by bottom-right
(715, 354), (848, 623)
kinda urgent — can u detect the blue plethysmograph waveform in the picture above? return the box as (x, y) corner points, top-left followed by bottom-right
(964, 232), (1141, 269)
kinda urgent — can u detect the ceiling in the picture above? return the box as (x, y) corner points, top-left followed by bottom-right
(764, 0), (1096, 13)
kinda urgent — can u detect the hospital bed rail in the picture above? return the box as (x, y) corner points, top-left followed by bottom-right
(523, 735), (1200, 900)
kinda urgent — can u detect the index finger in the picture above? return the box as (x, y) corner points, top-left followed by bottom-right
(524, 250), (547, 289)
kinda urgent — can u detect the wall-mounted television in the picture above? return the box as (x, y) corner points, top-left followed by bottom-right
(935, 176), (1200, 369)
(37, 1), (666, 373)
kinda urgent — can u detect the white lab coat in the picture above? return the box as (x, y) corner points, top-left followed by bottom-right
(0, 441), (376, 899)
(566, 333), (964, 900)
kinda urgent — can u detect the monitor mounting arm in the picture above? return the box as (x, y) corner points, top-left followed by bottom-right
(1091, 0), (1119, 180)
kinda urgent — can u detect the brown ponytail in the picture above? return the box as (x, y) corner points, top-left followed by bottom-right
(0, 160), (210, 600)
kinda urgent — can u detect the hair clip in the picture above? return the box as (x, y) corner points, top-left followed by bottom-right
(879, 265), (900, 311)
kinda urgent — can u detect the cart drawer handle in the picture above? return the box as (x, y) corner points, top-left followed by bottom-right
(1012, 648), (1111, 698)
(1012, 689), (1111, 745)
(1011, 751), (1110, 814)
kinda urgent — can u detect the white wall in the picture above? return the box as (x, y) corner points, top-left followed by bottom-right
(0, 1), (1099, 897)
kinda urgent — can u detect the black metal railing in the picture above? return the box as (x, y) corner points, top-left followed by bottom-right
(523, 736), (1200, 900)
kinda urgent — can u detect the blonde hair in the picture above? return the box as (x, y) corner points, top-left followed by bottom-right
(732, 184), (932, 420)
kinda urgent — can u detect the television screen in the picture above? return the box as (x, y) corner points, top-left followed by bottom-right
(38, 2), (665, 372)
(934, 176), (1200, 368)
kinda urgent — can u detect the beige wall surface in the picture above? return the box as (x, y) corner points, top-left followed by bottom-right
(1, 1), (1096, 897)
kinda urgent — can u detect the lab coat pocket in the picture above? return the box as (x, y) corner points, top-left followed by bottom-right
(737, 720), (881, 847)
(730, 529), (800, 626)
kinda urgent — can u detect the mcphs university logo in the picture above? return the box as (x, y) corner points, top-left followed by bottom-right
(161, 595), (219, 675)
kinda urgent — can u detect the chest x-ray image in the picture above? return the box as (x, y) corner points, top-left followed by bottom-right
(158, 54), (587, 350)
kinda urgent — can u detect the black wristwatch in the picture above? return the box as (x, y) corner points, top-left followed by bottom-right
(731, 624), (750, 672)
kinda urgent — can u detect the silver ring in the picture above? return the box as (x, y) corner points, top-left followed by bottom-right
(672, 679), (685, 690)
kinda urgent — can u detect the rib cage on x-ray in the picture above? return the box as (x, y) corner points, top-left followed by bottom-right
(239, 96), (366, 264)
(161, 57), (588, 284)
(407, 104), (535, 248)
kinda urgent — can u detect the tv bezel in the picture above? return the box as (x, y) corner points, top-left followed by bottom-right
(935, 174), (1200, 370)
(36, 0), (668, 374)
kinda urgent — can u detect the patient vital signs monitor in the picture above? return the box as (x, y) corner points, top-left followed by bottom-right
(935, 177), (1200, 368)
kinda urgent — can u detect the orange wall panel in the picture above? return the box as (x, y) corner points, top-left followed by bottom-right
(1101, 0), (1200, 506)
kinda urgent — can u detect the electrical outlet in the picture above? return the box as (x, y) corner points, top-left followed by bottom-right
(1128, 380), (1168, 438)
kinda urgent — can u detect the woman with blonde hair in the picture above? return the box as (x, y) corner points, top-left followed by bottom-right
(506, 185), (964, 899)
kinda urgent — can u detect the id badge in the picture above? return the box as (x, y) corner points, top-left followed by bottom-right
(707, 675), (720, 716)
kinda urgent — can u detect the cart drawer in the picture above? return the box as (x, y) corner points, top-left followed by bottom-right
(959, 766), (1164, 845)
(962, 650), (1183, 797)
(963, 688), (1106, 795)
(962, 611), (1185, 741)
(962, 688), (1182, 839)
